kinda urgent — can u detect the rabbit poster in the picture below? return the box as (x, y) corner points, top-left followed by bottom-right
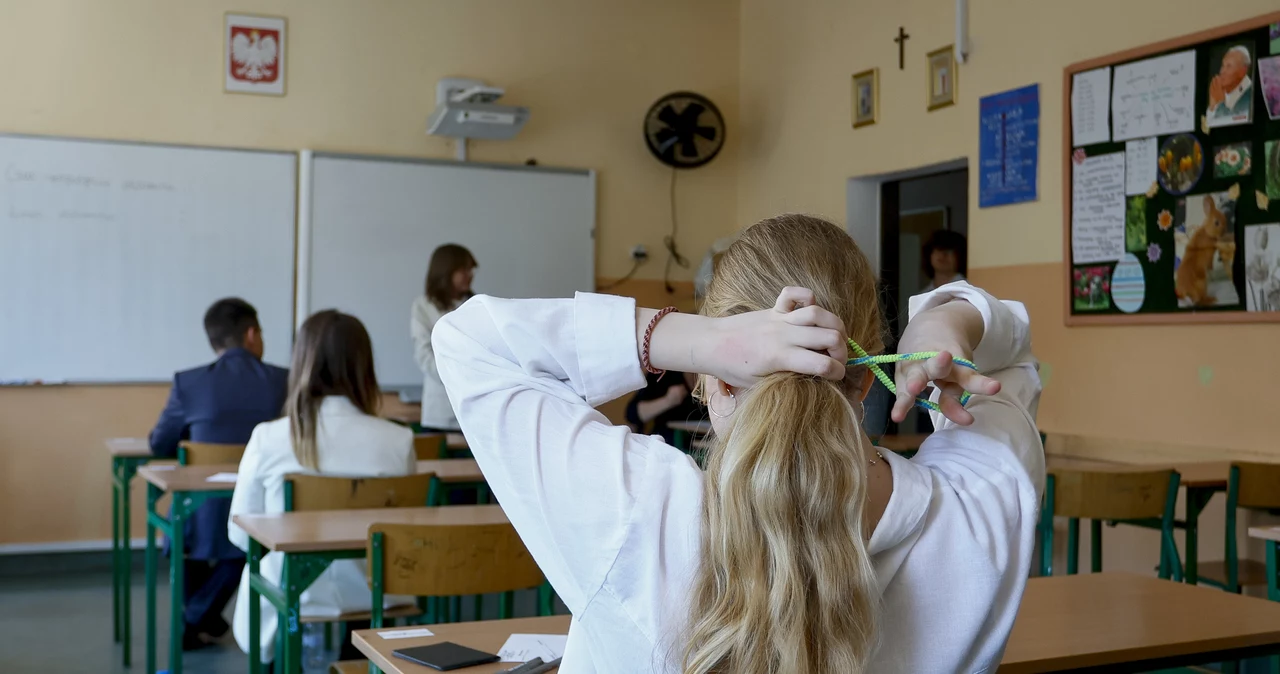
(1174, 191), (1240, 307)
(1246, 224), (1280, 312)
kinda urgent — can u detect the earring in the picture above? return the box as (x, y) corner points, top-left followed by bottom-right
(709, 390), (737, 418)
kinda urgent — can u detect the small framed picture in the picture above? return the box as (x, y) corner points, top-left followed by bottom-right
(927, 45), (957, 111)
(852, 69), (879, 128)
(225, 13), (286, 96)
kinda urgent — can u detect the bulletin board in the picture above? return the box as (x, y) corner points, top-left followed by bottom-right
(1064, 11), (1280, 325)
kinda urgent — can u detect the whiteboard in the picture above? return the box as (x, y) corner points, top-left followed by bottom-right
(0, 135), (297, 382)
(301, 152), (596, 388)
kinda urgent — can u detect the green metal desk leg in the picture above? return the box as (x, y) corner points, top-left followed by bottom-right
(1268, 542), (1278, 602)
(112, 459), (122, 646)
(145, 483), (159, 674)
(1184, 486), (1218, 585)
(248, 538), (263, 674)
(169, 493), (188, 674)
(673, 429), (689, 451)
(120, 458), (140, 667)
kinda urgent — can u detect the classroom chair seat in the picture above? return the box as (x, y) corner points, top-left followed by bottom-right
(1196, 559), (1272, 589)
(328, 661), (367, 674)
(300, 604), (423, 625)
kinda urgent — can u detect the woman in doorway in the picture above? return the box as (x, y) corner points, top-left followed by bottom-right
(411, 244), (477, 432)
(922, 229), (968, 292)
(434, 214), (1042, 673)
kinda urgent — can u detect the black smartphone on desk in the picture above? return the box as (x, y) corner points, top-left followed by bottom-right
(392, 642), (501, 671)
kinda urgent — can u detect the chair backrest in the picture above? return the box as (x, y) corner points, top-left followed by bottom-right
(283, 473), (434, 512)
(413, 434), (446, 461)
(368, 522), (544, 597)
(1231, 462), (1280, 509)
(178, 442), (246, 466)
(1051, 468), (1177, 520)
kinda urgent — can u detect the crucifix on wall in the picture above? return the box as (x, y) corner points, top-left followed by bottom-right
(894, 26), (910, 70)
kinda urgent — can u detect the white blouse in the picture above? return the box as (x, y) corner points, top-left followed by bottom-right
(411, 295), (461, 430)
(227, 396), (417, 662)
(433, 282), (1043, 674)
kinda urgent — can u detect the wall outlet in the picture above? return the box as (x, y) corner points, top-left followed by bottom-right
(631, 244), (649, 261)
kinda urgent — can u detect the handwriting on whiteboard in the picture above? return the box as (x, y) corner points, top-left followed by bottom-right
(1111, 50), (1196, 142)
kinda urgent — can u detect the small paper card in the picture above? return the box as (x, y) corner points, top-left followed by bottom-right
(205, 472), (238, 483)
(497, 634), (568, 662)
(377, 627), (435, 640)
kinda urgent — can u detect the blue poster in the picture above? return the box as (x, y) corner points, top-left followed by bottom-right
(979, 84), (1039, 208)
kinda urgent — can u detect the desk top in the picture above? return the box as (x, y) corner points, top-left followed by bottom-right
(1001, 572), (1280, 672)
(138, 464), (237, 492)
(381, 399), (422, 425)
(354, 616), (572, 674)
(1046, 456), (1233, 489)
(106, 437), (151, 458)
(232, 504), (507, 553)
(1248, 526), (1280, 543)
(354, 574), (1280, 673)
(137, 459), (484, 493)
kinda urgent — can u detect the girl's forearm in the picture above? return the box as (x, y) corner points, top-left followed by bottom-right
(634, 309), (716, 375)
(898, 300), (984, 359)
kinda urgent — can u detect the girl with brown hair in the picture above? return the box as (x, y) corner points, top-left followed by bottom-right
(228, 310), (415, 665)
(434, 214), (1043, 673)
(411, 243), (477, 431)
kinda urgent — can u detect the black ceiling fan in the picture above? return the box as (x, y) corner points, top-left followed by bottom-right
(644, 91), (725, 169)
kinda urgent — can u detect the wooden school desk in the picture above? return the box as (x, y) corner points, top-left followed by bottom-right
(233, 504), (509, 674)
(139, 463), (238, 674)
(1045, 456), (1241, 584)
(1002, 572), (1280, 672)
(1247, 525), (1280, 602)
(353, 574), (1280, 673)
(106, 437), (152, 667)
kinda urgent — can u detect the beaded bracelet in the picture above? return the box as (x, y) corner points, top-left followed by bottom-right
(641, 307), (678, 375)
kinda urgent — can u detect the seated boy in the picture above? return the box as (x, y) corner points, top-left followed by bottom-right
(149, 298), (288, 648)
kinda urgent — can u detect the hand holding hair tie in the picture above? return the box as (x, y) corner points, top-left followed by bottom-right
(848, 339), (1000, 427)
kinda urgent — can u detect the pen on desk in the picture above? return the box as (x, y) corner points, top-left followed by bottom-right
(499, 657), (544, 674)
(525, 658), (562, 673)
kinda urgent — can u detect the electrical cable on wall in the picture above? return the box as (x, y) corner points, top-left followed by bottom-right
(664, 168), (690, 293)
(599, 258), (642, 291)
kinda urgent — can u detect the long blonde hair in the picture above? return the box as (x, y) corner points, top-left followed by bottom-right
(683, 214), (885, 674)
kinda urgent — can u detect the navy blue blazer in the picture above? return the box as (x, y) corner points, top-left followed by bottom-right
(150, 348), (289, 561)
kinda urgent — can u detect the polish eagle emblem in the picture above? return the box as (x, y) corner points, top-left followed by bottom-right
(229, 28), (279, 82)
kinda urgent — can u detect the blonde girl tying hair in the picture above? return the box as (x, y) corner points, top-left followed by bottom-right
(434, 214), (1043, 673)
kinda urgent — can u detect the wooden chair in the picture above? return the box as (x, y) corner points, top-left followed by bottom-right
(1198, 462), (1280, 592)
(282, 473), (434, 512)
(367, 522), (549, 628)
(177, 441), (245, 466)
(1039, 468), (1183, 580)
(281, 472), (436, 662)
(413, 434), (446, 461)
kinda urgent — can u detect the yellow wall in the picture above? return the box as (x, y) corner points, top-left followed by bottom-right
(0, 0), (738, 545)
(737, 0), (1280, 458)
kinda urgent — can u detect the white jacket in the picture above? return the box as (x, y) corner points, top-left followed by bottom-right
(433, 282), (1044, 673)
(227, 396), (416, 662)
(411, 295), (460, 430)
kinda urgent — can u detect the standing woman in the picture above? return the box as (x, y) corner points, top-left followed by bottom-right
(921, 229), (968, 292)
(411, 244), (477, 432)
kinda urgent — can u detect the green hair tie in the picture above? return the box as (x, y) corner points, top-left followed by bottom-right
(847, 340), (978, 413)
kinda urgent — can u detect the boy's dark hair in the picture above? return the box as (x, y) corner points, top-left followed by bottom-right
(203, 298), (260, 351)
(921, 229), (968, 279)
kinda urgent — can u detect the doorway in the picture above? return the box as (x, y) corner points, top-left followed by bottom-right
(846, 160), (968, 435)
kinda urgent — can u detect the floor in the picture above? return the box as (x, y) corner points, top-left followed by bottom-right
(0, 564), (547, 674)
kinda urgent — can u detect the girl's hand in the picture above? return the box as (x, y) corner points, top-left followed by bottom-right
(704, 287), (848, 389)
(890, 351), (1001, 425)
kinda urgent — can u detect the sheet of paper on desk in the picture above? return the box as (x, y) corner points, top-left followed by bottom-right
(205, 472), (238, 483)
(498, 634), (568, 662)
(377, 627), (435, 640)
